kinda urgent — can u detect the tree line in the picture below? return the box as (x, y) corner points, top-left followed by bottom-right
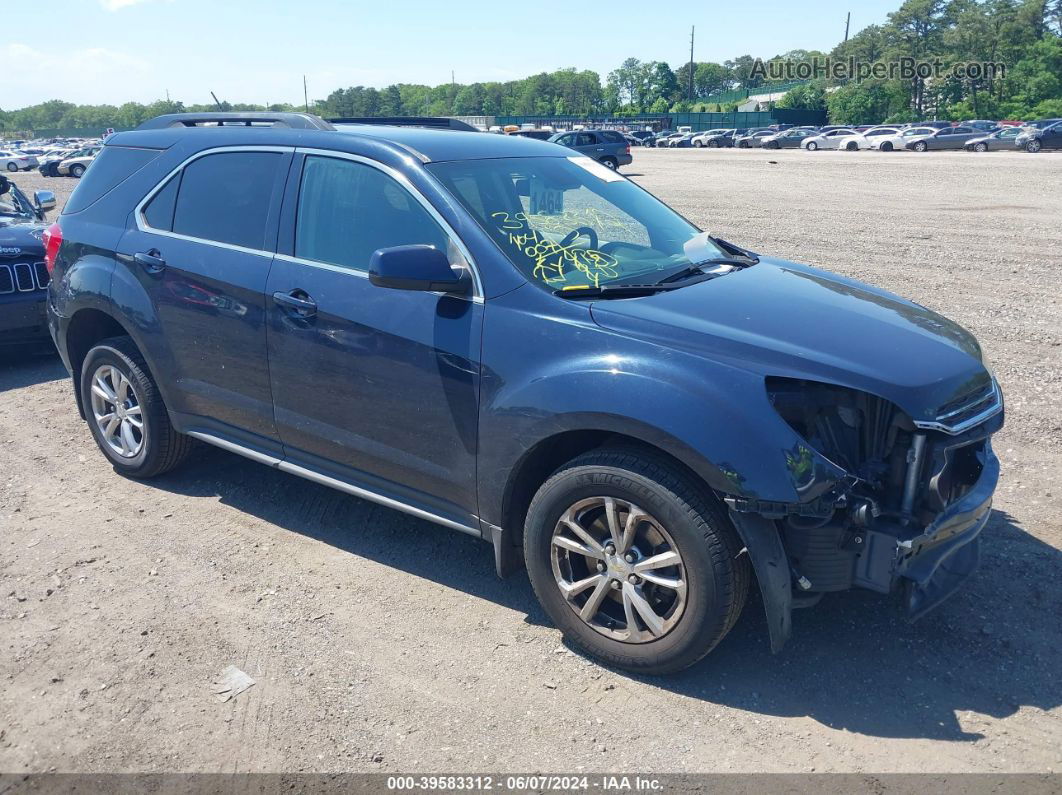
(2, 0), (1060, 134)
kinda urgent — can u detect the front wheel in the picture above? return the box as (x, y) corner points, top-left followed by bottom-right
(708, 140), (720, 148)
(880, 141), (893, 152)
(806, 141), (818, 151)
(913, 141), (928, 152)
(5, 162), (17, 172)
(69, 163), (86, 177)
(974, 142), (988, 152)
(1026, 139), (1042, 153)
(524, 448), (749, 674)
(845, 142), (858, 151)
(80, 337), (195, 478)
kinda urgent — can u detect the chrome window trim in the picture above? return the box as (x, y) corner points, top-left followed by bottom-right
(293, 147), (483, 299)
(133, 145), (292, 257)
(187, 430), (480, 537)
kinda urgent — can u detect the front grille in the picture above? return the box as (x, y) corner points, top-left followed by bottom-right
(915, 379), (1001, 435)
(33, 261), (49, 289)
(0, 260), (49, 293)
(14, 262), (35, 291)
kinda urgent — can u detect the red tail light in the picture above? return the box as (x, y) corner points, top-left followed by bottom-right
(43, 222), (62, 275)
(625, 144), (631, 155)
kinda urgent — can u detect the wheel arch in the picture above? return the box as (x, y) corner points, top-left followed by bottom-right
(65, 307), (157, 418)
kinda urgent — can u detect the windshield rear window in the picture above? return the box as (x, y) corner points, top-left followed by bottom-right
(427, 156), (716, 291)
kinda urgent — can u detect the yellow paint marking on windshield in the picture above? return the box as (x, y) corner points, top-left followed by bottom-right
(489, 211), (619, 288)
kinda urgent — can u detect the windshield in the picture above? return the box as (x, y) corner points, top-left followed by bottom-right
(427, 156), (719, 291)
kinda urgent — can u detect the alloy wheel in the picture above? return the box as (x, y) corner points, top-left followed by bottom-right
(89, 364), (145, 458)
(550, 496), (687, 643)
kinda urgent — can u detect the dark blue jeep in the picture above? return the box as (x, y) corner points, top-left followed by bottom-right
(1, 175), (57, 348)
(47, 113), (1003, 673)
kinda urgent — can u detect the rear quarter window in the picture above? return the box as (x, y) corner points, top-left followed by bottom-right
(600, 131), (625, 143)
(63, 146), (161, 215)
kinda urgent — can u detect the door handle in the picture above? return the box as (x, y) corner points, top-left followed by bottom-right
(134, 250), (166, 274)
(272, 290), (317, 317)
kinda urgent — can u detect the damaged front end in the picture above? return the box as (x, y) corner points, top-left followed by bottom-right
(726, 375), (1003, 651)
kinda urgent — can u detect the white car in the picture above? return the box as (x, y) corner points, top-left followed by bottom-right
(0, 151), (35, 172)
(836, 127), (901, 151)
(691, 128), (730, 147)
(801, 129), (858, 150)
(868, 126), (938, 152)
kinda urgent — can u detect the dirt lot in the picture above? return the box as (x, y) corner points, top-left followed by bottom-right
(1, 150), (1060, 774)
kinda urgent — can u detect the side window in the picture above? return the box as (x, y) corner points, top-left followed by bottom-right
(600, 131), (623, 143)
(169, 151), (283, 249)
(294, 155), (449, 272)
(575, 133), (596, 146)
(143, 174), (179, 231)
(555, 134), (574, 147)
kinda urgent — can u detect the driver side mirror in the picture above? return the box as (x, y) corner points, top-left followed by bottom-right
(34, 190), (57, 213)
(368, 245), (471, 295)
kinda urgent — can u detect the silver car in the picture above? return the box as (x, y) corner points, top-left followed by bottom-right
(733, 129), (775, 148)
(904, 126), (981, 151)
(964, 126), (1023, 151)
(869, 126), (940, 152)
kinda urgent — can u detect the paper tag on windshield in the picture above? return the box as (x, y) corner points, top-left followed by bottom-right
(567, 156), (625, 183)
(530, 176), (564, 216)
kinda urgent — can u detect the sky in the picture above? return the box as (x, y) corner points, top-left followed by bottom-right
(4, 0), (903, 109)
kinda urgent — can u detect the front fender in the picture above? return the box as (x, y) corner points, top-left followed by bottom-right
(476, 289), (847, 528)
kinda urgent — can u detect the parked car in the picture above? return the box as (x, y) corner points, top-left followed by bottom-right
(511, 129), (553, 141)
(836, 127), (901, 151)
(656, 133), (685, 147)
(57, 147), (101, 177)
(38, 149), (77, 177)
(869, 126), (939, 151)
(696, 129), (746, 148)
(1015, 120), (1062, 152)
(961, 120), (1000, 132)
(628, 131), (655, 145)
(801, 129), (858, 150)
(733, 130), (775, 148)
(1021, 117), (1062, 130)
(762, 128), (815, 149)
(0, 174), (57, 347)
(964, 126), (1024, 151)
(668, 133), (696, 148)
(548, 129), (632, 169)
(1, 151), (35, 172)
(48, 111), (1003, 674)
(904, 126), (981, 151)
(690, 129), (730, 148)
(904, 121), (955, 130)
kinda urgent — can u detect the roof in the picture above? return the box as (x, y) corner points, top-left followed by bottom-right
(108, 119), (565, 164)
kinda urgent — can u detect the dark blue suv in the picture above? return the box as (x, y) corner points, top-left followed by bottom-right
(47, 113), (1003, 673)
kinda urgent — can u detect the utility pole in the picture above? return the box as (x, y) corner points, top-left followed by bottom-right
(688, 26), (695, 103)
(844, 12), (851, 42)
(303, 75), (309, 112)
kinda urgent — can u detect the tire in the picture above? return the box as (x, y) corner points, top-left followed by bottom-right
(1026, 140), (1042, 153)
(69, 163), (86, 178)
(974, 143), (987, 152)
(738, 141), (749, 148)
(5, 162), (17, 172)
(523, 447), (750, 674)
(806, 141), (818, 151)
(693, 140), (703, 148)
(880, 141), (893, 152)
(766, 140), (780, 149)
(913, 141), (928, 152)
(80, 336), (195, 478)
(845, 142), (858, 151)
(600, 157), (618, 170)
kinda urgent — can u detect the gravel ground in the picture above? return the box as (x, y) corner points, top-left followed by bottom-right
(1, 151), (1060, 774)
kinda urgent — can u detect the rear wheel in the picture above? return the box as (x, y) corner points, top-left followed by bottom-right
(693, 140), (702, 148)
(80, 336), (195, 478)
(600, 156), (618, 170)
(738, 141), (749, 148)
(524, 447), (749, 674)
(708, 140), (720, 148)
(5, 162), (17, 172)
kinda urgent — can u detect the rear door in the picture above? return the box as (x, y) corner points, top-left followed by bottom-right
(265, 151), (483, 528)
(120, 147), (291, 442)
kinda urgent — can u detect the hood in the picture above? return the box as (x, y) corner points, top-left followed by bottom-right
(0, 216), (46, 253)
(589, 259), (991, 425)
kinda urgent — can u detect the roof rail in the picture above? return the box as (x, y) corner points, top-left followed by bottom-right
(136, 112), (335, 131)
(329, 116), (479, 132)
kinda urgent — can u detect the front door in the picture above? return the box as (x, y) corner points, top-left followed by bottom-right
(120, 148), (291, 441)
(266, 152), (483, 525)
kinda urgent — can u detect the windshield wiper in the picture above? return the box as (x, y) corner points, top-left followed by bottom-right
(554, 283), (686, 299)
(655, 257), (756, 286)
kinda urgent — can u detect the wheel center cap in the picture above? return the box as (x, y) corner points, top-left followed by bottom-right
(607, 555), (633, 578)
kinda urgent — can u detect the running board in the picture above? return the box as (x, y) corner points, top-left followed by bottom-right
(186, 431), (482, 538)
